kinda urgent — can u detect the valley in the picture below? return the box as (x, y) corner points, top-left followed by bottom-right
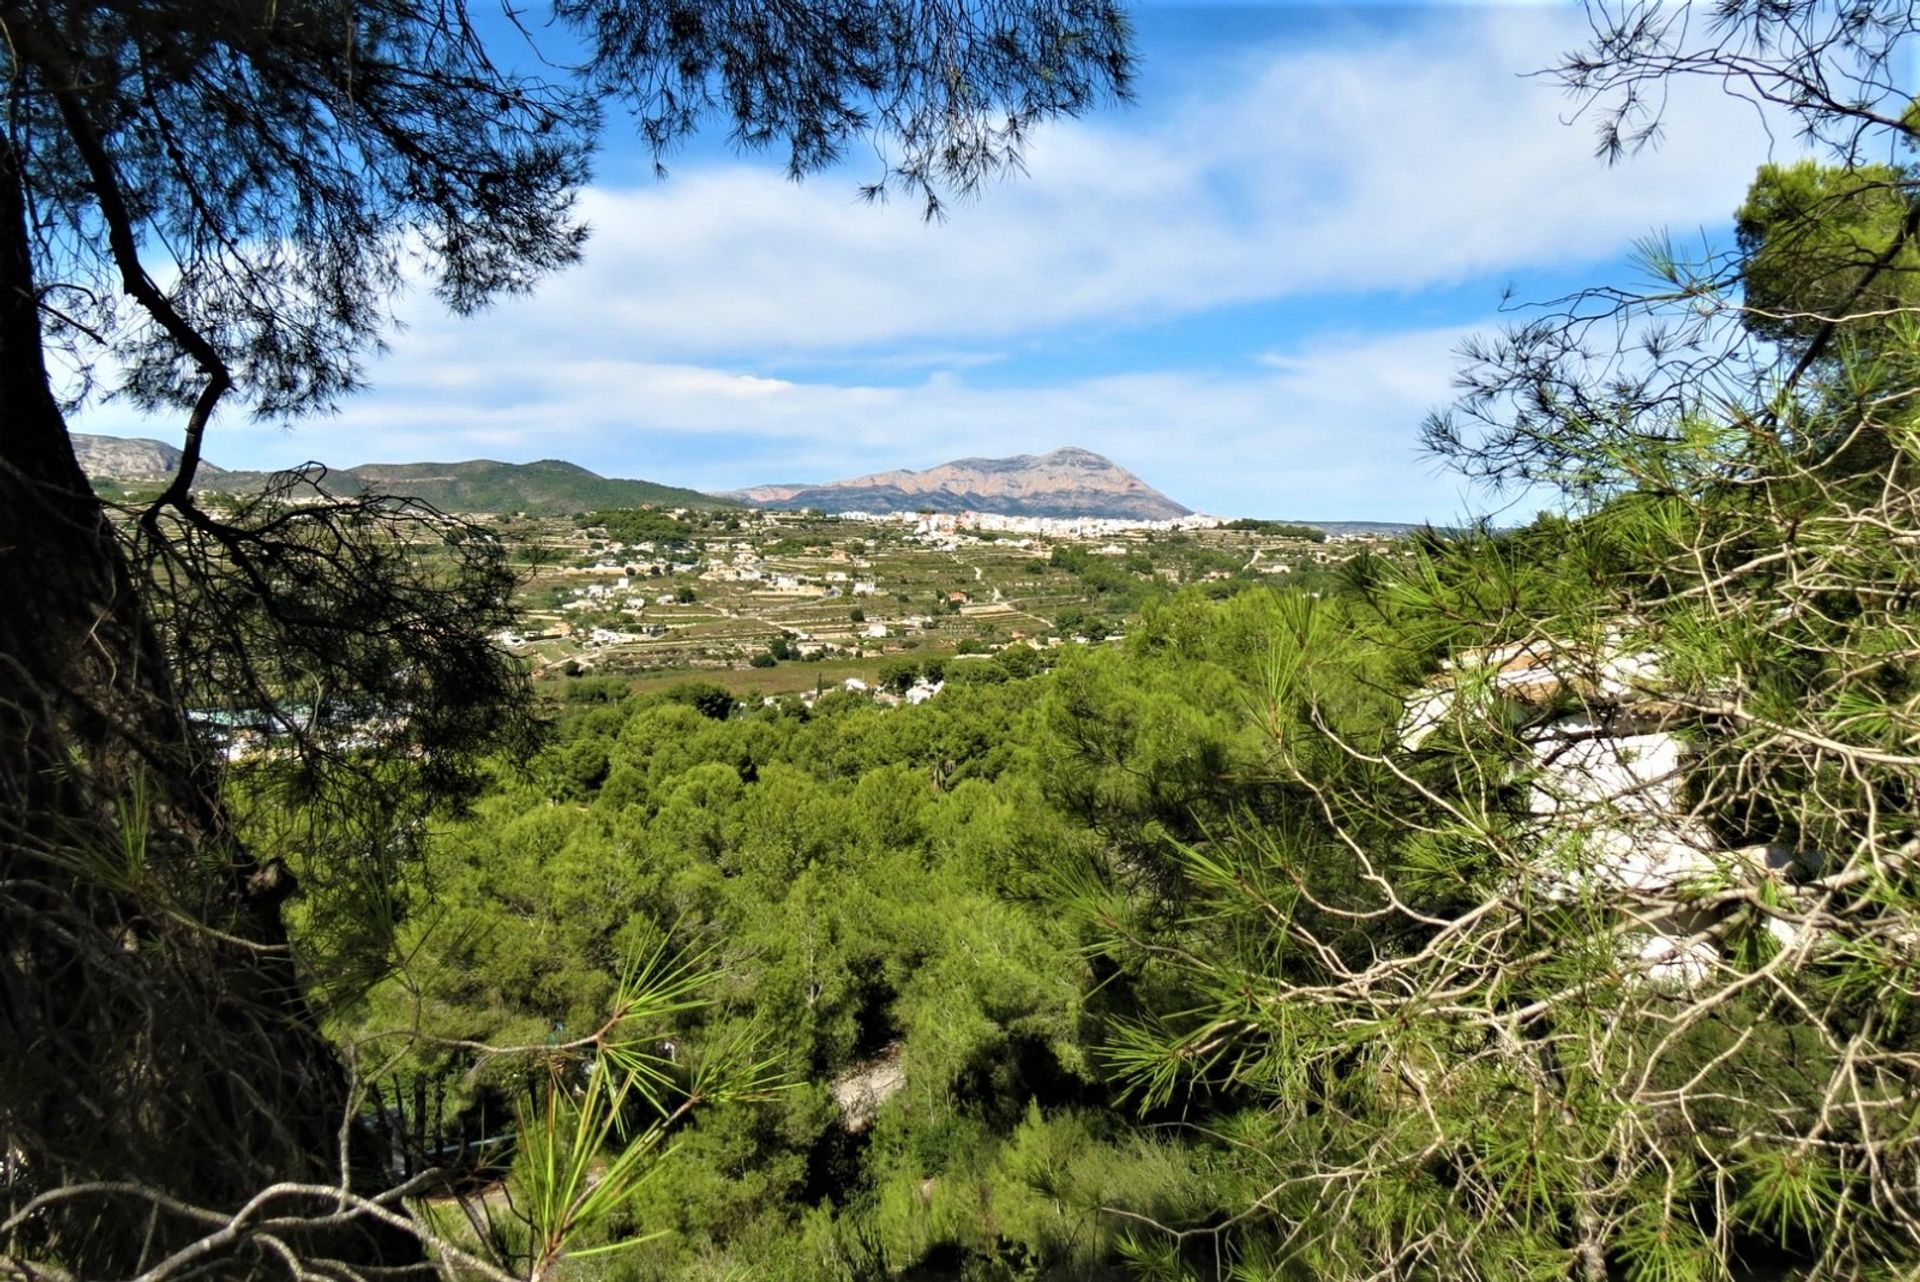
(74, 433), (1387, 699)
(480, 506), (1363, 695)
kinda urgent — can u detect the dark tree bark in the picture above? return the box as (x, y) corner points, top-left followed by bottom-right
(0, 133), (405, 1276)
(0, 131), (211, 854)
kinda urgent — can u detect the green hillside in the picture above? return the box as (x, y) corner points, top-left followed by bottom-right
(200, 457), (733, 514)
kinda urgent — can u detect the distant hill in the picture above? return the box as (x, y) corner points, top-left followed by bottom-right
(1296, 519), (1433, 537)
(734, 447), (1192, 521)
(209, 458), (733, 514)
(73, 434), (730, 513)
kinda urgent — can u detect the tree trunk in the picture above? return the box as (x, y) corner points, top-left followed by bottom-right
(0, 134), (407, 1274)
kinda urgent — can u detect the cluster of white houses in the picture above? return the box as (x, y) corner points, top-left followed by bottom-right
(827, 508), (1224, 541)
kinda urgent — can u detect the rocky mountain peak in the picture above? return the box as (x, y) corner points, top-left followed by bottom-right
(70, 433), (225, 483)
(733, 447), (1192, 520)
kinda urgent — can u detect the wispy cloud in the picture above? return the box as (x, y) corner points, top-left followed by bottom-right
(355, 7), (1767, 363)
(78, 7), (1783, 520)
(93, 323), (1491, 519)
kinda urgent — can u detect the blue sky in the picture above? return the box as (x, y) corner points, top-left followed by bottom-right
(76, 1), (1788, 521)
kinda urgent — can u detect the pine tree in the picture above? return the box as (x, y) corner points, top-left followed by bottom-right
(0, 2), (1130, 1274)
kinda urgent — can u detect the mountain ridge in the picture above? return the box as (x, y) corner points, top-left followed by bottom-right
(71, 434), (729, 513)
(734, 446), (1192, 521)
(74, 436), (1199, 522)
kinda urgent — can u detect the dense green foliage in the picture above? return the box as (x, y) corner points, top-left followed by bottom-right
(1221, 519), (1326, 541)
(350, 448), (1920, 1281)
(332, 594), (1300, 1282)
(579, 508), (701, 546)
(335, 124), (1920, 1278)
(1736, 160), (1920, 359)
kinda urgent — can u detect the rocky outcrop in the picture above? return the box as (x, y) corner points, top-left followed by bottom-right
(829, 1046), (905, 1132)
(70, 433), (227, 484)
(1403, 635), (1817, 987)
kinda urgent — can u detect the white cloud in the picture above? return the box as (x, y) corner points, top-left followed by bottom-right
(75, 8), (1785, 520)
(343, 7), (1774, 365)
(97, 323), (1492, 520)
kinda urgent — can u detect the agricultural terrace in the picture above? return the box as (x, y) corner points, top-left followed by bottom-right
(488, 508), (1368, 690)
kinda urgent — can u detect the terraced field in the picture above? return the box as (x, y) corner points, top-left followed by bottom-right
(499, 509), (1365, 694)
